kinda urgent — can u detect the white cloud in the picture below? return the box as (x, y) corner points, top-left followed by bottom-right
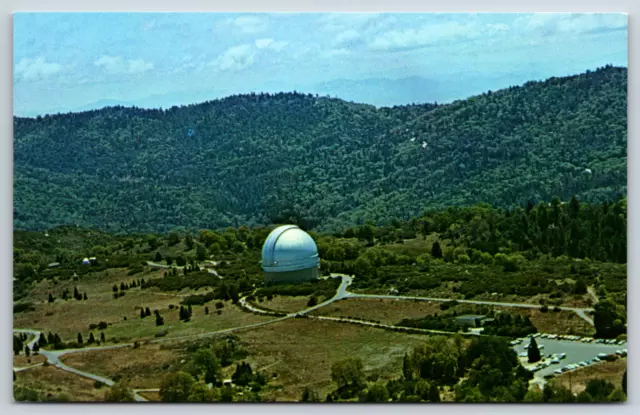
(128, 59), (154, 73)
(15, 57), (64, 81)
(94, 55), (154, 74)
(210, 44), (256, 71)
(334, 29), (361, 46)
(225, 16), (269, 34)
(368, 21), (483, 51)
(255, 38), (288, 51)
(318, 13), (381, 33)
(515, 13), (627, 36)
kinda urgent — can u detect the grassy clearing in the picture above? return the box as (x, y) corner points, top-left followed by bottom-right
(493, 307), (595, 336)
(309, 298), (593, 336)
(259, 296), (314, 313)
(138, 391), (161, 401)
(14, 354), (46, 367)
(14, 365), (106, 401)
(15, 277), (271, 342)
(60, 343), (186, 389)
(551, 358), (626, 395)
(235, 318), (432, 401)
(310, 298), (443, 325)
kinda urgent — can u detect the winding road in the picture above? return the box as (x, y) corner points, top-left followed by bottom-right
(14, 271), (597, 401)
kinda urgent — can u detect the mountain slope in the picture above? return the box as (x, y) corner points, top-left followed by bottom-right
(13, 66), (627, 233)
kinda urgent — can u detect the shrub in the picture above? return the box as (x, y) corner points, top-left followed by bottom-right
(540, 305), (549, 313)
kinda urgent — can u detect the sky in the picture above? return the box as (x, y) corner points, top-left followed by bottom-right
(13, 12), (628, 116)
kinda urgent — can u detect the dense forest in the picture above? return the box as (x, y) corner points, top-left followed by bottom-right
(14, 65), (626, 233)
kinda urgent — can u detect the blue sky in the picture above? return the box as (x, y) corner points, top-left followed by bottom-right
(13, 12), (627, 116)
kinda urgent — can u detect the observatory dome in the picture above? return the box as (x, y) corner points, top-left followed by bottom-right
(261, 225), (320, 283)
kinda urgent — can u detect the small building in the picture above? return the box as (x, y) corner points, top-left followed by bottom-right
(223, 379), (233, 387)
(81, 258), (90, 265)
(455, 314), (488, 328)
(48, 262), (60, 268)
(89, 257), (97, 264)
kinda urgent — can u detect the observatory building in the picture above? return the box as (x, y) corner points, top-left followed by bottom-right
(261, 225), (320, 284)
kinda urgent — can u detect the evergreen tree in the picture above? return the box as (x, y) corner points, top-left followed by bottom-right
(204, 306), (209, 315)
(88, 333), (96, 344)
(77, 333), (83, 344)
(32, 343), (39, 353)
(527, 337), (541, 363)
(38, 333), (47, 347)
(155, 251), (162, 262)
(431, 241), (443, 258)
(156, 313), (164, 326)
(112, 284), (118, 293)
(140, 308), (145, 319)
(100, 332), (106, 343)
(47, 332), (55, 344)
(120, 282), (125, 291)
(24, 345), (30, 357)
(145, 307), (152, 317)
(622, 369), (627, 396)
(74, 286), (80, 300)
(83, 292), (88, 300)
(48, 293), (54, 303)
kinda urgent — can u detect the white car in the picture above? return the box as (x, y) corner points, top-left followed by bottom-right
(519, 352), (528, 357)
(554, 369), (563, 375)
(551, 359), (560, 364)
(558, 353), (567, 359)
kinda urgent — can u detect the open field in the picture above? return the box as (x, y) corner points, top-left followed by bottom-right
(60, 343), (186, 389)
(494, 307), (595, 336)
(14, 354), (46, 367)
(14, 365), (106, 401)
(551, 358), (627, 395)
(310, 298), (443, 325)
(259, 296), (315, 313)
(235, 318), (433, 401)
(15, 281), (271, 343)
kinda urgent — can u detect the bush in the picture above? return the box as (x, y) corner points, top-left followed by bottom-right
(540, 305), (549, 313)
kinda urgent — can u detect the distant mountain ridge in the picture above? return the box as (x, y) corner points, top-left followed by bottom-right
(13, 66), (627, 233)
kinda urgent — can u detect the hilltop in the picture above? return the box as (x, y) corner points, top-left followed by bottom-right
(13, 66), (627, 233)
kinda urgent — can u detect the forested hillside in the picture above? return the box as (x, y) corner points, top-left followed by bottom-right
(13, 65), (627, 233)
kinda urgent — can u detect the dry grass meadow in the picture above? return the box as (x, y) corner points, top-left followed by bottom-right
(551, 358), (627, 395)
(14, 365), (106, 402)
(235, 317), (434, 401)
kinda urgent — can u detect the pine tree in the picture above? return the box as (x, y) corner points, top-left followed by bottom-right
(48, 293), (54, 303)
(47, 332), (55, 344)
(188, 305), (193, 317)
(54, 333), (62, 344)
(141, 308), (145, 319)
(155, 251), (162, 262)
(205, 306), (209, 315)
(88, 333), (96, 344)
(622, 369), (627, 396)
(528, 337), (541, 363)
(431, 241), (443, 258)
(74, 286), (80, 300)
(38, 333), (47, 347)
(77, 333), (83, 344)
(120, 282), (125, 291)
(24, 345), (30, 357)
(83, 292), (88, 300)
(32, 343), (40, 353)
(145, 307), (151, 317)
(156, 313), (164, 326)
(100, 332), (106, 343)
(113, 284), (118, 293)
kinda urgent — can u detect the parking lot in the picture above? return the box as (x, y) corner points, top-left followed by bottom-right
(511, 335), (626, 379)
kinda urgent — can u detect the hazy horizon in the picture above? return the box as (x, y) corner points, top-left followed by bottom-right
(14, 12), (628, 117)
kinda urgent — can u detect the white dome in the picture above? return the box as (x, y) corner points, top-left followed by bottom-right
(261, 225), (320, 273)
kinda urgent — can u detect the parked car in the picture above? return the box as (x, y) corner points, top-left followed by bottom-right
(554, 369), (563, 375)
(593, 357), (601, 362)
(551, 358), (560, 364)
(558, 353), (567, 359)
